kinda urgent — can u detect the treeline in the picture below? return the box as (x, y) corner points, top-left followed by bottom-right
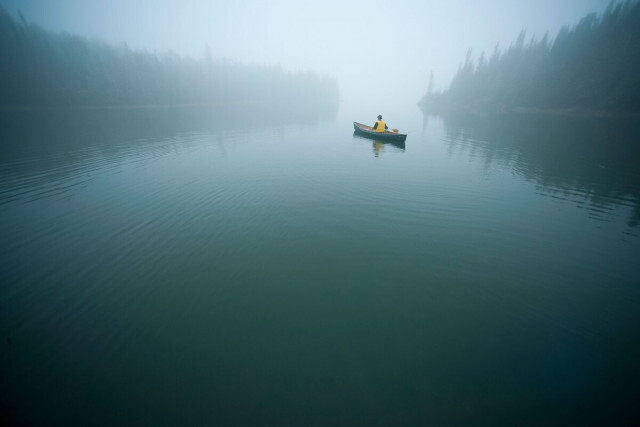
(0, 6), (339, 111)
(420, 1), (640, 114)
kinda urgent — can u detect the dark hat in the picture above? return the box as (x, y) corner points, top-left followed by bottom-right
(377, 115), (382, 119)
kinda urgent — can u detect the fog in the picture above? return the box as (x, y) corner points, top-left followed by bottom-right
(3, 2), (640, 425)
(2, 0), (611, 110)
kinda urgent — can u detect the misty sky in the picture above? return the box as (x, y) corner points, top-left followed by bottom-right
(2, 0), (611, 109)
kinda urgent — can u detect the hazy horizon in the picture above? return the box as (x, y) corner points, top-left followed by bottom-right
(1, 0), (612, 110)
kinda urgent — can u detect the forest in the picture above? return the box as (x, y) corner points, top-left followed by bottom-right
(0, 6), (339, 113)
(420, 1), (640, 115)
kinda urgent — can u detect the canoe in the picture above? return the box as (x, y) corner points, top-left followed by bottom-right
(353, 121), (407, 142)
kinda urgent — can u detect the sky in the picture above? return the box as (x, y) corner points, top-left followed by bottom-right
(1, 0), (613, 109)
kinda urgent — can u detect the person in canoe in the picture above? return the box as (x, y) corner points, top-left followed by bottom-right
(373, 115), (388, 133)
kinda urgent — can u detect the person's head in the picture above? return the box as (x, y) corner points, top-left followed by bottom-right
(377, 115), (382, 120)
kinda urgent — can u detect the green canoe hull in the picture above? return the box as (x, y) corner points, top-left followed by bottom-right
(353, 121), (407, 142)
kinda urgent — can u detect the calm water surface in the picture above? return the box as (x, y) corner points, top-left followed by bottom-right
(1, 105), (639, 424)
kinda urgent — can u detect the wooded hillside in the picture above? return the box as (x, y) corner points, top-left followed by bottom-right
(420, 1), (640, 114)
(0, 6), (339, 111)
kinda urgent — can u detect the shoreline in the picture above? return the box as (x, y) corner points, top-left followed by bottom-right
(0, 101), (278, 112)
(418, 102), (640, 120)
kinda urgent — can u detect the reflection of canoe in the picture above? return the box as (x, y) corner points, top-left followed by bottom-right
(353, 132), (406, 152)
(353, 121), (407, 142)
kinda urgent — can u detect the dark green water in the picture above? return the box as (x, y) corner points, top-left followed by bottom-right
(1, 105), (639, 425)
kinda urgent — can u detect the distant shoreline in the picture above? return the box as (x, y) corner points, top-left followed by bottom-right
(418, 103), (640, 120)
(0, 101), (284, 112)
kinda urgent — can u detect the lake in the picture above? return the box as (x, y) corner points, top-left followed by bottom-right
(1, 104), (639, 425)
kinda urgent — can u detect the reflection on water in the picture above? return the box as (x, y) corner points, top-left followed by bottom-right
(0, 105), (337, 206)
(428, 111), (640, 228)
(1, 105), (639, 424)
(352, 133), (406, 157)
(0, 103), (338, 159)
